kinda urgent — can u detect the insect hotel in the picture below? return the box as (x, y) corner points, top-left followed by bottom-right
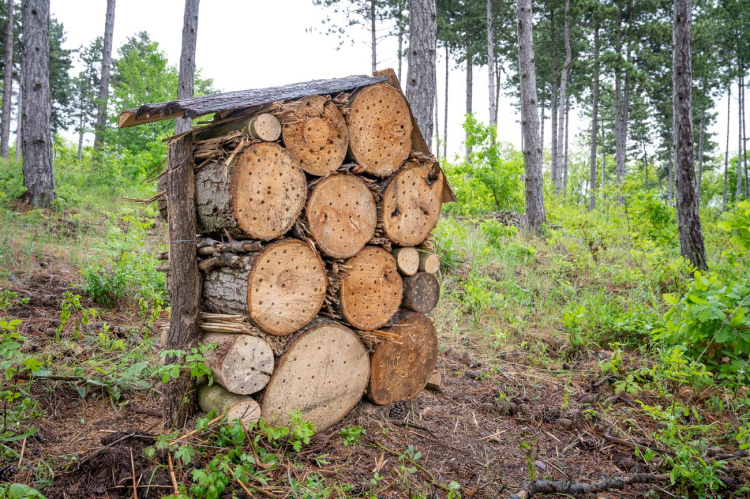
(119, 70), (454, 432)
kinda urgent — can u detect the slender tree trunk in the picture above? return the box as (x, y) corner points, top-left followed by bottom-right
(643, 142), (648, 189)
(613, 9), (624, 188)
(487, 0), (497, 127)
(563, 93), (569, 199)
(737, 75), (743, 201)
(743, 74), (749, 199)
(0, 0), (14, 158)
(77, 111), (85, 160)
(555, 0), (570, 195)
(93, 0), (115, 150)
(21, 0), (54, 207)
(589, 21), (600, 212)
(601, 137), (606, 212)
(549, 8), (558, 190)
(697, 106), (705, 206)
(540, 87), (545, 161)
(163, 0), (201, 430)
(434, 83), (440, 157)
(371, 0), (377, 73)
(672, 0), (707, 271)
(516, 0), (546, 233)
(443, 44), (448, 159)
(723, 84), (731, 211)
(406, 0), (436, 146)
(668, 146), (674, 202)
(397, 23), (403, 82)
(14, 72), (20, 160)
(465, 51), (472, 162)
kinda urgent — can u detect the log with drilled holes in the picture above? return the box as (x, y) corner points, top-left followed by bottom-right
(259, 319), (369, 431)
(282, 95), (349, 176)
(338, 246), (403, 331)
(344, 83), (413, 177)
(401, 272), (440, 313)
(194, 142), (307, 241)
(196, 113), (282, 142)
(197, 381), (261, 425)
(202, 239), (327, 335)
(304, 173), (377, 258)
(367, 311), (438, 405)
(391, 247), (420, 276)
(201, 333), (274, 395)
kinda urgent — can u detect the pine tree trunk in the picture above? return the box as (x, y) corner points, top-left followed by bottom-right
(555, 0), (570, 195)
(21, 0), (54, 207)
(487, 0), (496, 128)
(405, 0), (436, 146)
(14, 72), (20, 160)
(667, 146), (674, 203)
(434, 80), (440, 156)
(723, 84), (731, 211)
(737, 75), (743, 200)
(516, 0), (546, 233)
(697, 105), (705, 206)
(563, 93), (569, 198)
(672, 0), (707, 271)
(175, 0), (199, 135)
(465, 52), (472, 162)
(370, 0), (377, 73)
(613, 10), (624, 188)
(540, 88), (545, 162)
(77, 111), (85, 161)
(93, 0), (115, 150)
(443, 44), (448, 159)
(549, 8), (558, 189)
(0, 0), (14, 158)
(589, 21), (599, 212)
(397, 20), (404, 82)
(743, 74), (749, 199)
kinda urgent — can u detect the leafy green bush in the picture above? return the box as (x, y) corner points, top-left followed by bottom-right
(81, 251), (166, 311)
(480, 219), (518, 247)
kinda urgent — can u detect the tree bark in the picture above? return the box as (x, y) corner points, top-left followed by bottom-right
(21, 0), (54, 207)
(371, 0), (377, 73)
(613, 8), (624, 188)
(487, 0), (497, 128)
(723, 84), (731, 211)
(737, 75), (743, 201)
(465, 51), (473, 162)
(443, 44), (448, 159)
(540, 87), (545, 163)
(743, 74), (749, 199)
(14, 71), (20, 160)
(563, 92), (569, 198)
(549, 7), (558, 189)
(672, 0), (707, 271)
(516, 0), (546, 233)
(163, 135), (200, 429)
(667, 146), (674, 203)
(397, 17), (404, 82)
(93, 0), (115, 149)
(401, 272), (440, 313)
(589, 21), (599, 212)
(175, 0), (199, 135)
(555, 0), (571, 195)
(0, 0), (14, 158)
(405, 0), (436, 146)
(434, 79), (440, 156)
(697, 105), (705, 206)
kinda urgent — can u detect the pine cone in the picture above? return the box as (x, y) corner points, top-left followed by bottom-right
(388, 402), (408, 420)
(0, 465), (17, 482)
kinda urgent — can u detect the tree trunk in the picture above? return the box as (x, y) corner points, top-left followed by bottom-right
(93, 0), (115, 149)
(555, 0), (571, 195)
(201, 333), (274, 395)
(202, 239), (327, 336)
(260, 320), (369, 432)
(613, 9), (624, 188)
(443, 44), (448, 159)
(371, 0), (377, 73)
(175, 0), (198, 135)
(405, 0), (436, 146)
(667, 146), (674, 203)
(540, 87), (545, 162)
(697, 105), (705, 206)
(197, 381), (260, 425)
(516, 0), (546, 233)
(434, 79), (440, 156)
(563, 92), (569, 198)
(589, 21), (599, 212)
(743, 74), (749, 199)
(367, 311), (437, 405)
(397, 19), (404, 82)
(465, 51), (472, 162)
(723, 84), (731, 211)
(77, 109), (85, 161)
(14, 72), (20, 160)
(0, 0), (14, 158)
(737, 75), (743, 200)
(21, 0), (54, 207)
(549, 7), (558, 190)
(401, 272), (440, 313)
(305, 173), (377, 259)
(672, 0), (707, 271)
(487, 0), (497, 128)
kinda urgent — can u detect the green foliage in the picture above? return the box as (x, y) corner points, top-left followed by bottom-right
(157, 344), (215, 386)
(56, 292), (96, 340)
(718, 200), (750, 255)
(628, 190), (677, 247)
(339, 424), (366, 446)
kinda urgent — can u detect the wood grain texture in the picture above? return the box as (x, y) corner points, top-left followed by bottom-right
(367, 312), (438, 405)
(261, 321), (369, 432)
(202, 333), (274, 395)
(198, 382), (261, 425)
(418, 252), (440, 274)
(392, 247), (420, 276)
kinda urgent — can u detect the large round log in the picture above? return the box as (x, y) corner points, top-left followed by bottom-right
(195, 142), (307, 241)
(201, 333), (274, 395)
(346, 83), (413, 177)
(340, 246), (402, 331)
(401, 272), (440, 314)
(198, 382), (261, 425)
(380, 159), (444, 246)
(202, 239), (327, 335)
(282, 95), (349, 176)
(260, 320), (369, 432)
(367, 312), (438, 405)
(306, 174), (377, 258)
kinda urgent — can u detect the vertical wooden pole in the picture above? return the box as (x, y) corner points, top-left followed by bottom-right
(163, 133), (200, 429)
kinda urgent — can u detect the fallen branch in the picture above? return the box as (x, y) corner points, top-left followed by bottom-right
(508, 473), (670, 499)
(198, 252), (241, 272)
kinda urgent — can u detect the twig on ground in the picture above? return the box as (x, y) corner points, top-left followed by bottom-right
(17, 437), (25, 467)
(169, 413), (224, 446)
(130, 447), (138, 499)
(167, 452), (179, 496)
(507, 472), (670, 499)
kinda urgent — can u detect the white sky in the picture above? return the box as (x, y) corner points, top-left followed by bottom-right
(51, 0), (737, 164)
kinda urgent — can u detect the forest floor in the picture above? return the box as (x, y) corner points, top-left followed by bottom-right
(0, 202), (748, 499)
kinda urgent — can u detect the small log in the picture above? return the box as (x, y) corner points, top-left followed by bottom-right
(339, 246), (402, 331)
(401, 272), (440, 314)
(260, 319), (369, 432)
(197, 238), (262, 256)
(391, 247), (419, 276)
(344, 83), (413, 177)
(380, 159), (443, 246)
(305, 173), (377, 258)
(197, 382), (261, 426)
(194, 142), (306, 241)
(202, 333), (274, 395)
(425, 370), (442, 391)
(202, 239), (327, 335)
(196, 113), (282, 142)
(367, 311), (438, 405)
(282, 95), (348, 176)
(198, 252), (240, 272)
(418, 252), (441, 274)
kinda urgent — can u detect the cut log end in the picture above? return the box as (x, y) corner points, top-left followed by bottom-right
(230, 142), (307, 241)
(202, 333), (274, 395)
(367, 312), (438, 405)
(340, 246), (402, 331)
(402, 272), (440, 314)
(197, 382), (261, 426)
(382, 160), (444, 246)
(392, 247), (420, 276)
(248, 239), (327, 335)
(282, 96), (348, 176)
(347, 84), (413, 177)
(419, 252), (441, 274)
(249, 113), (282, 141)
(261, 321), (369, 432)
(306, 174), (377, 258)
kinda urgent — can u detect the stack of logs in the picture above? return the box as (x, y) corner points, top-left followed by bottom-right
(161, 80), (446, 433)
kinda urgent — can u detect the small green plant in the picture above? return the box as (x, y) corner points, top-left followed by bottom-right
(57, 292), (96, 340)
(157, 344), (215, 385)
(339, 424), (366, 446)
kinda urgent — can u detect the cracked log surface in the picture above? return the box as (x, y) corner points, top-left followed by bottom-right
(201, 333), (274, 395)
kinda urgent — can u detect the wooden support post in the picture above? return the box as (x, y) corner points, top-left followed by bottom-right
(163, 134), (201, 429)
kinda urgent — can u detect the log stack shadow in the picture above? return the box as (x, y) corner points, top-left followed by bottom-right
(160, 72), (451, 433)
